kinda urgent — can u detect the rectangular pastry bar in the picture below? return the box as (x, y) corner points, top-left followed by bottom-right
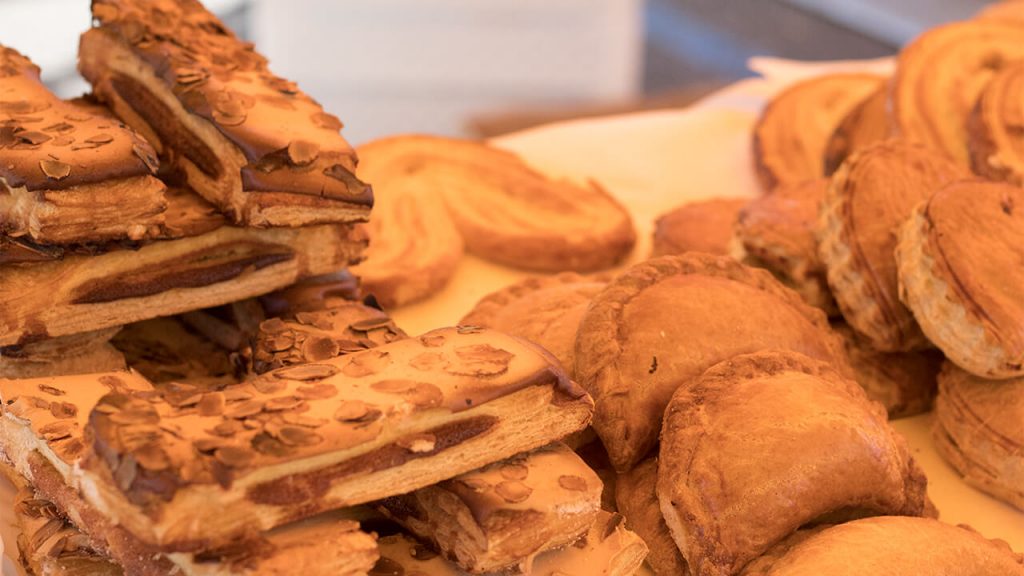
(79, 0), (372, 228)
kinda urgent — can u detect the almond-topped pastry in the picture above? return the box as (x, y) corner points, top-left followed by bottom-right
(891, 20), (1024, 167)
(933, 362), (1024, 511)
(78, 0), (371, 228)
(823, 84), (888, 176)
(575, 253), (850, 471)
(460, 273), (609, 377)
(378, 442), (602, 574)
(969, 62), (1024, 185)
(896, 180), (1024, 377)
(752, 73), (885, 192)
(0, 46), (166, 245)
(735, 179), (836, 315)
(818, 139), (965, 352)
(615, 458), (688, 576)
(651, 198), (747, 257)
(70, 327), (592, 551)
(373, 510), (648, 576)
(112, 316), (239, 387)
(658, 350), (929, 576)
(0, 328), (126, 379)
(355, 135), (636, 273)
(740, 517), (1024, 575)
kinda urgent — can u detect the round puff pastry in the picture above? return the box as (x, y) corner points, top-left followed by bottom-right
(752, 73), (884, 192)
(933, 361), (1024, 510)
(818, 139), (965, 352)
(968, 62), (1024, 185)
(896, 180), (1024, 378)
(823, 84), (888, 176)
(658, 350), (929, 576)
(615, 458), (689, 576)
(735, 179), (836, 315)
(891, 19), (1024, 168)
(651, 198), (748, 258)
(740, 516), (1024, 575)
(575, 253), (850, 472)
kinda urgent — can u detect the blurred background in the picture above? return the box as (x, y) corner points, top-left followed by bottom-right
(5, 0), (990, 143)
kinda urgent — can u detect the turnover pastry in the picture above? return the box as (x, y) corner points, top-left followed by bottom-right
(740, 516), (1024, 575)
(969, 62), (1024, 185)
(818, 139), (964, 352)
(823, 84), (888, 175)
(650, 198), (747, 257)
(459, 273), (608, 376)
(890, 19), (1024, 167)
(658, 350), (928, 576)
(614, 458), (688, 576)
(575, 253), (850, 471)
(79, 0), (371, 227)
(753, 73), (884, 192)
(933, 361), (1024, 510)
(355, 135), (635, 272)
(378, 442), (602, 573)
(896, 180), (1024, 377)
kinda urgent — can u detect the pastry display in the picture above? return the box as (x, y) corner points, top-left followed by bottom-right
(896, 180), (1024, 377)
(78, 0), (372, 228)
(615, 458), (688, 576)
(575, 253), (850, 471)
(822, 84), (888, 176)
(378, 442), (602, 573)
(969, 62), (1024, 185)
(752, 73), (884, 192)
(650, 198), (747, 257)
(0, 328), (125, 380)
(658, 350), (928, 576)
(818, 139), (964, 352)
(932, 362), (1024, 510)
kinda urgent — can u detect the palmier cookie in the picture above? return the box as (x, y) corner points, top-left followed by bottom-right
(818, 139), (965, 352)
(753, 73), (884, 192)
(651, 198), (747, 258)
(823, 83), (889, 176)
(355, 135), (636, 273)
(897, 181), (1024, 378)
(659, 350), (928, 576)
(575, 253), (850, 472)
(968, 62), (1024, 185)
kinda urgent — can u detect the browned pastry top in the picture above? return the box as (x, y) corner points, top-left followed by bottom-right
(651, 198), (747, 257)
(737, 179), (825, 273)
(823, 84), (889, 176)
(90, 0), (370, 204)
(969, 62), (1024, 184)
(0, 46), (158, 191)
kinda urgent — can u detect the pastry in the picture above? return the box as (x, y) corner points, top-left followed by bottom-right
(977, 0), (1024, 23)
(650, 198), (747, 257)
(735, 179), (836, 315)
(373, 510), (648, 576)
(891, 20), (1024, 167)
(658, 350), (928, 576)
(378, 442), (602, 573)
(834, 322), (942, 418)
(740, 516), (1024, 575)
(753, 73), (884, 192)
(932, 361), (1024, 510)
(0, 328), (126, 379)
(69, 327), (592, 551)
(258, 271), (362, 317)
(79, 0), (372, 228)
(459, 273), (609, 376)
(823, 84), (889, 176)
(818, 139), (964, 352)
(112, 316), (239, 386)
(574, 253), (850, 471)
(896, 180), (1024, 377)
(968, 62), (1024, 185)
(354, 135), (635, 272)
(614, 458), (688, 576)
(0, 46), (166, 245)
(14, 488), (123, 576)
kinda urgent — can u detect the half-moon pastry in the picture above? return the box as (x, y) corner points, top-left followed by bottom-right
(968, 62), (1024, 185)
(651, 198), (747, 258)
(614, 458), (688, 576)
(818, 139), (964, 352)
(896, 180), (1024, 378)
(460, 273), (609, 376)
(933, 361), (1024, 510)
(891, 20), (1024, 167)
(658, 350), (928, 576)
(753, 73), (884, 192)
(823, 83), (889, 176)
(740, 516), (1024, 575)
(735, 179), (836, 315)
(575, 253), (850, 471)
(354, 135), (636, 272)
(79, 0), (372, 227)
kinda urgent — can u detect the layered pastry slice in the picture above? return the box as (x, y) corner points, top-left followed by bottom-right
(79, 0), (372, 227)
(14, 488), (123, 576)
(0, 327), (126, 379)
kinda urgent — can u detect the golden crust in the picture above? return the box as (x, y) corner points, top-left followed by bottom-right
(614, 458), (688, 576)
(0, 328), (126, 380)
(968, 62), (1024, 185)
(651, 198), (747, 258)
(823, 83), (889, 176)
(658, 350), (929, 576)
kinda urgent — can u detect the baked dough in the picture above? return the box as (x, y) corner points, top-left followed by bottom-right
(968, 62), (1024, 185)
(0, 328), (125, 379)
(614, 458), (688, 576)
(658, 350), (928, 576)
(112, 316), (239, 387)
(823, 83), (888, 176)
(651, 198), (747, 257)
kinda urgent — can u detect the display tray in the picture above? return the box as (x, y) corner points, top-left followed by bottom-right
(2, 57), (1021, 574)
